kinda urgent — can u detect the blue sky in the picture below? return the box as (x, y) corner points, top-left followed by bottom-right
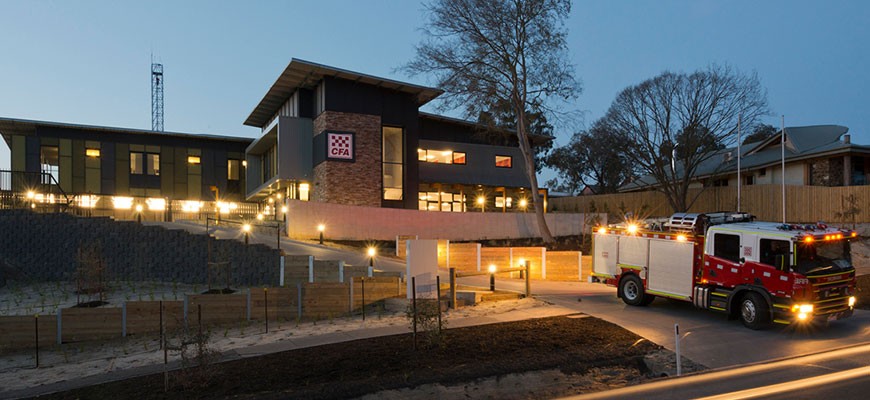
(1, 0), (868, 185)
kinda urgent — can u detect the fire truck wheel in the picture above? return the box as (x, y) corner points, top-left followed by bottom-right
(739, 292), (771, 330)
(619, 275), (651, 307)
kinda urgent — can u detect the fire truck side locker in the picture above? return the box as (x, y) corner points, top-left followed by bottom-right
(647, 239), (694, 300)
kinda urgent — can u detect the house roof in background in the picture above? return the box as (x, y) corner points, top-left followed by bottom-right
(620, 125), (869, 192)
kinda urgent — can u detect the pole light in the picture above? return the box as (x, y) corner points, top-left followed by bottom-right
(317, 224), (325, 245)
(135, 204), (144, 224)
(488, 264), (497, 291)
(367, 247), (376, 267)
(242, 223), (251, 245)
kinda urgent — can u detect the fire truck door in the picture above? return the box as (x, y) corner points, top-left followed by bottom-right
(705, 232), (744, 287)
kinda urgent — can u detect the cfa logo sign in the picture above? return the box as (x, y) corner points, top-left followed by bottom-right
(327, 132), (354, 161)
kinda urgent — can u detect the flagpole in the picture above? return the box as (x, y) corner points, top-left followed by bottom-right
(781, 115), (786, 224)
(737, 115), (741, 212)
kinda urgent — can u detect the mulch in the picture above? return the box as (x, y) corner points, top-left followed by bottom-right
(33, 315), (660, 399)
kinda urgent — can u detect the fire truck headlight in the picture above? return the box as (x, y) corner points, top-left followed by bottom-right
(627, 224), (638, 234)
(797, 312), (808, 321)
(597, 227), (607, 235)
(676, 234), (687, 242)
(791, 304), (813, 314)
(848, 296), (856, 307)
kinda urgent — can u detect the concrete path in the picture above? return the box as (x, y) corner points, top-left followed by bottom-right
(1, 303), (579, 399)
(150, 220), (407, 272)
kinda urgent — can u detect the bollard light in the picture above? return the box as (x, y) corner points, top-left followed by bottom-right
(488, 264), (497, 291)
(317, 224), (325, 244)
(242, 223), (251, 245)
(367, 247), (376, 267)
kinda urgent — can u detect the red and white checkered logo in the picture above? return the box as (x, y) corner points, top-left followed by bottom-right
(327, 132), (353, 160)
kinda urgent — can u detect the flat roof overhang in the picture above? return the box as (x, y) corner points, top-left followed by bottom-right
(0, 117), (253, 148)
(244, 58), (443, 128)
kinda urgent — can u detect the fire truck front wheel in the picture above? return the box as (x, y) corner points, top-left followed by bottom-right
(739, 292), (771, 330)
(619, 275), (654, 306)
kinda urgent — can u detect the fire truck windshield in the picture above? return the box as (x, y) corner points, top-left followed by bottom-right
(795, 240), (852, 275)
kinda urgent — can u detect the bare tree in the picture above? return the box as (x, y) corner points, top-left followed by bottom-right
(545, 118), (637, 194)
(603, 65), (768, 212)
(405, 0), (580, 243)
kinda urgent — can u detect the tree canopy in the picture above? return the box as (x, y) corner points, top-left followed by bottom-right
(545, 118), (636, 195)
(603, 65), (769, 212)
(405, 0), (580, 242)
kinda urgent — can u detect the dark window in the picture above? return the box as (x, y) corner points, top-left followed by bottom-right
(744, 175), (755, 185)
(40, 146), (59, 184)
(713, 233), (741, 263)
(495, 155), (512, 168)
(759, 239), (790, 267)
(228, 159), (241, 181)
(713, 178), (728, 187)
(382, 126), (404, 200)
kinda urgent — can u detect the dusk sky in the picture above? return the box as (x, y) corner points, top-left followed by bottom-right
(1, 0), (868, 184)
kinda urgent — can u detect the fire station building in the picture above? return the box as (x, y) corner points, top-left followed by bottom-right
(0, 59), (546, 215)
(243, 59), (546, 213)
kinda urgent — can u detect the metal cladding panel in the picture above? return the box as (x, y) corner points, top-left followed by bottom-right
(648, 239), (694, 297)
(618, 236), (649, 268)
(593, 233), (619, 276)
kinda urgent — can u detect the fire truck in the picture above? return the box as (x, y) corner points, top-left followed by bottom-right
(591, 212), (858, 329)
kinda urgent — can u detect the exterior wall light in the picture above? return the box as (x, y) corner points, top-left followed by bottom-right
(476, 196), (486, 213)
(256, 213), (264, 221)
(135, 204), (144, 224)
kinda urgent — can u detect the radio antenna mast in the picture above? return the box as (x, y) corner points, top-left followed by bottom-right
(151, 56), (164, 131)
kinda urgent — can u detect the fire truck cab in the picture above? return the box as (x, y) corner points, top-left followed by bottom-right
(591, 212), (858, 330)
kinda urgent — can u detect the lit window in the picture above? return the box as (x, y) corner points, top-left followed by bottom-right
(299, 183), (310, 201)
(382, 127), (403, 200)
(180, 200), (204, 213)
(496, 196), (513, 208)
(112, 196), (134, 210)
(495, 155), (512, 168)
(131, 152), (160, 175)
(77, 195), (99, 208)
(147, 154), (160, 175)
(86, 148), (101, 158)
(417, 149), (426, 161)
(453, 152), (466, 164)
(187, 156), (201, 165)
(130, 153), (143, 174)
(146, 198), (166, 211)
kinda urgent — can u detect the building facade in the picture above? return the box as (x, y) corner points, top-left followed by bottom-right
(1, 58), (546, 217)
(0, 118), (251, 214)
(243, 59), (546, 213)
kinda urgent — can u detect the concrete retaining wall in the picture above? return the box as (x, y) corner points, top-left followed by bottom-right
(285, 200), (599, 241)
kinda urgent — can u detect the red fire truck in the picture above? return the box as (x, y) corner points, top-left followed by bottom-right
(591, 212), (858, 329)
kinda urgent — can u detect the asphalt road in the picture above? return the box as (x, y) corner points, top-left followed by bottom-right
(563, 343), (870, 400)
(458, 275), (870, 370)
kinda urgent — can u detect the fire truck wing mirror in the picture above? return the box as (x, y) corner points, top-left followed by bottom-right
(739, 257), (745, 264)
